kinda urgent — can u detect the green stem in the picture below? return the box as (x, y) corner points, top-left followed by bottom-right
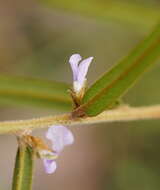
(12, 143), (35, 190)
(0, 105), (159, 134)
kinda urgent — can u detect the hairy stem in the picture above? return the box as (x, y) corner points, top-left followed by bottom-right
(0, 105), (160, 134)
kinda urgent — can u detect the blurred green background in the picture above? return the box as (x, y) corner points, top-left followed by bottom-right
(0, 0), (160, 189)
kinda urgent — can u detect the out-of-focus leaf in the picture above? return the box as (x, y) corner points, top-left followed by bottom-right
(40, 0), (160, 29)
(12, 145), (35, 190)
(73, 23), (160, 116)
(0, 75), (72, 111)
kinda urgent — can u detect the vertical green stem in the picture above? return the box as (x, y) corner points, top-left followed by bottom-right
(12, 143), (35, 190)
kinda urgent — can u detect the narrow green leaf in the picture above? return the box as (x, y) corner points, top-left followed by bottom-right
(0, 75), (72, 111)
(75, 23), (160, 116)
(40, 0), (160, 29)
(12, 145), (35, 190)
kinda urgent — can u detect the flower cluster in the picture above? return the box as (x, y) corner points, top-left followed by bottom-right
(41, 54), (93, 174)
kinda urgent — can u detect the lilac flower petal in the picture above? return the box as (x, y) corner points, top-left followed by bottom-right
(46, 125), (74, 153)
(77, 57), (93, 86)
(43, 159), (57, 174)
(69, 54), (82, 81)
(63, 127), (74, 145)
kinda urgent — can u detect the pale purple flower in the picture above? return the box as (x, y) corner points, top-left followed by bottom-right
(42, 125), (74, 174)
(43, 159), (57, 174)
(46, 125), (74, 153)
(42, 151), (58, 174)
(69, 54), (93, 93)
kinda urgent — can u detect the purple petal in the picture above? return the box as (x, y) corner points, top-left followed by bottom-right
(43, 159), (57, 174)
(77, 57), (93, 86)
(46, 125), (74, 153)
(69, 54), (82, 81)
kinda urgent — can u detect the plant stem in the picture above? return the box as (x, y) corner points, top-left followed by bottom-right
(0, 105), (160, 134)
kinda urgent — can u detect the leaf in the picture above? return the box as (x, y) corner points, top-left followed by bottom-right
(40, 0), (160, 29)
(12, 145), (35, 190)
(0, 75), (72, 111)
(73, 23), (160, 116)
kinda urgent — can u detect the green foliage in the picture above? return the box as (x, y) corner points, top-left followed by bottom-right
(0, 75), (72, 111)
(74, 23), (160, 116)
(12, 145), (35, 190)
(40, 0), (160, 29)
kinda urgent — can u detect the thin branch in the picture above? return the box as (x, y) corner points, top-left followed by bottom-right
(0, 104), (160, 134)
